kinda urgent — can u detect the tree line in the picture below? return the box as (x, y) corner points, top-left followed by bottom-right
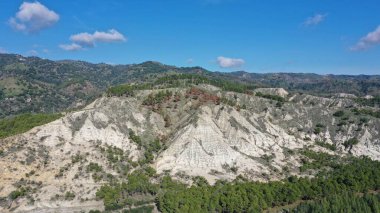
(106, 73), (257, 97)
(94, 152), (380, 212)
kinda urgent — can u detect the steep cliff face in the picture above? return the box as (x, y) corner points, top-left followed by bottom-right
(155, 88), (380, 183)
(0, 85), (379, 212)
(155, 104), (303, 182)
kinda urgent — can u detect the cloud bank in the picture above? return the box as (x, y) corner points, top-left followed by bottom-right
(303, 14), (327, 27)
(59, 43), (83, 51)
(70, 29), (126, 47)
(60, 29), (127, 51)
(351, 26), (380, 51)
(9, 1), (59, 33)
(217, 56), (245, 68)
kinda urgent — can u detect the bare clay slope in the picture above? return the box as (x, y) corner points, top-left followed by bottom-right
(156, 87), (380, 183)
(0, 95), (159, 212)
(1, 85), (380, 212)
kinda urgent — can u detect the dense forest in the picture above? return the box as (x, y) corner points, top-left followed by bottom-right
(291, 192), (380, 212)
(93, 150), (380, 212)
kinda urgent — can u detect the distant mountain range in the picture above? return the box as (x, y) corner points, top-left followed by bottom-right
(1, 53), (379, 117)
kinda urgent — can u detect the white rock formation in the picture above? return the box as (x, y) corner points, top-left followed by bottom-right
(1, 86), (380, 212)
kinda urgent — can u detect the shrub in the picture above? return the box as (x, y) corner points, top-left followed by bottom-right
(64, 191), (75, 200)
(313, 127), (322, 134)
(9, 188), (27, 200)
(87, 162), (103, 173)
(343, 138), (359, 150)
(333, 110), (345, 117)
(255, 92), (286, 102)
(315, 123), (325, 128)
(315, 140), (336, 151)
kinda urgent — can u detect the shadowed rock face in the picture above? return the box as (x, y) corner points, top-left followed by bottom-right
(1, 85), (379, 212)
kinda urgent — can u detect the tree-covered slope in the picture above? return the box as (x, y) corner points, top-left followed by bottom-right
(0, 54), (205, 118)
(1, 53), (379, 119)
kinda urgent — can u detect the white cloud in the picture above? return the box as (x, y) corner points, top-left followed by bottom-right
(70, 29), (126, 47)
(217, 56), (245, 68)
(303, 14), (327, 27)
(61, 29), (127, 51)
(27, 50), (38, 56)
(0, 47), (7, 54)
(9, 1), (59, 33)
(187, 58), (194, 64)
(59, 43), (83, 51)
(61, 29), (126, 51)
(70, 32), (95, 47)
(350, 26), (380, 51)
(93, 30), (126, 43)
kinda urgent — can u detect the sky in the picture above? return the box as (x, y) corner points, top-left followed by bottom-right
(0, 0), (380, 75)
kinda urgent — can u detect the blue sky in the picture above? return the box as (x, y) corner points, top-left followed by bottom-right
(0, 0), (380, 74)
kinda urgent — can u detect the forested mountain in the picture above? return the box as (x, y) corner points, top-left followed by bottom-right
(1, 53), (379, 118)
(1, 75), (380, 212)
(0, 54), (202, 117)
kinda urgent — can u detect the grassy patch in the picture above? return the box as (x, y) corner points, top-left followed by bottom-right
(0, 113), (62, 139)
(315, 140), (336, 151)
(0, 77), (26, 97)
